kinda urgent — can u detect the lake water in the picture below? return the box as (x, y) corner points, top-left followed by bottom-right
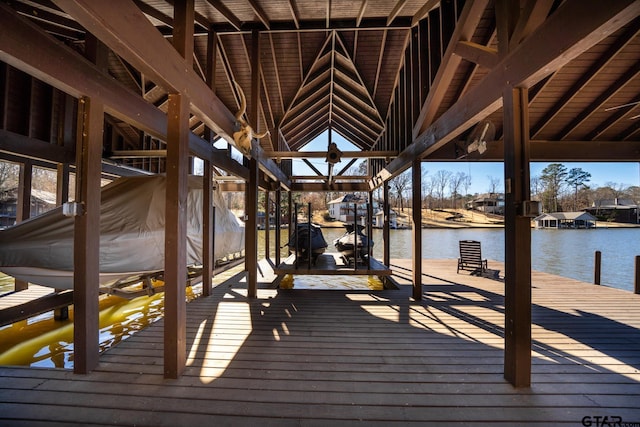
(262, 227), (640, 292)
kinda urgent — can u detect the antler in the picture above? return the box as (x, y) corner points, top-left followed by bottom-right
(232, 80), (246, 124)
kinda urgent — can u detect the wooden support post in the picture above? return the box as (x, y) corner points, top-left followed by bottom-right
(288, 191), (293, 241)
(245, 28), (261, 298)
(15, 161), (32, 291)
(293, 203), (299, 269)
(383, 181), (390, 267)
(246, 157), (259, 297)
(635, 256), (640, 295)
(368, 192), (373, 270)
(503, 86), (532, 387)
(275, 188), (282, 266)
(265, 190), (270, 261)
(55, 162), (70, 320)
(73, 95), (102, 374)
(353, 203), (358, 272)
(72, 32), (107, 375)
(202, 24), (216, 298)
(164, 0), (193, 379)
(594, 251), (602, 285)
(411, 160), (422, 301)
(307, 202), (312, 270)
(164, 93), (189, 379)
(202, 161), (213, 297)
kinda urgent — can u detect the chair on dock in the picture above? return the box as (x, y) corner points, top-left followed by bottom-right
(457, 240), (488, 275)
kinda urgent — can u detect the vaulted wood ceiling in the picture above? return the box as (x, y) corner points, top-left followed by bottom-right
(1, 0), (639, 190)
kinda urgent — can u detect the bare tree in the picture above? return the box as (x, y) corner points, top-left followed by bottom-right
(433, 170), (452, 209)
(487, 175), (501, 195)
(449, 172), (467, 209)
(0, 161), (18, 190)
(391, 170), (411, 212)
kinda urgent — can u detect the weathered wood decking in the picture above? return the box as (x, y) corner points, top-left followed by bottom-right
(274, 252), (392, 276)
(1, 259), (640, 426)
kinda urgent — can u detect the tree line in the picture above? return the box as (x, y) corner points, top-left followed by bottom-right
(1, 160), (638, 216)
(388, 163), (640, 214)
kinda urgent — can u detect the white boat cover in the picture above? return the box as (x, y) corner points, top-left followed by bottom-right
(0, 175), (245, 289)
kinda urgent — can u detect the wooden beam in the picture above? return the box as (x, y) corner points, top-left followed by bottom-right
(291, 182), (371, 192)
(0, 291), (74, 328)
(52, 0), (289, 187)
(269, 150), (397, 159)
(454, 41), (499, 69)
(204, 0), (241, 31)
(495, 0), (519, 58)
(387, 0), (408, 26)
(247, 0), (270, 30)
(413, 0), (489, 138)
(411, 0), (438, 27)
(427, 139), (640, 161)
(509, 0), (555, 49)
(0, 129), (74, 163)
(503, 86), (532, 388)
(375, 0), (640, 187)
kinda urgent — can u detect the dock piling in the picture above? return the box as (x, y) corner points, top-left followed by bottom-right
(594, 251), (601, 285)
(635, 256), (640, 295)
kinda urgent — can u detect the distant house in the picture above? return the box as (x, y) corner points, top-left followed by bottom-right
(0, 187), (57, 227)
(584, 198), (639, 224)
(534, 212), (597, 229)
(466, 193), (504, 215)
(327, 194), (376, 223)
(372, 209), (398, 229)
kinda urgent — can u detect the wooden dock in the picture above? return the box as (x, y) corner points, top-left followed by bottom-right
(274, 252), (392, 276)
(1, 258), (640, 425)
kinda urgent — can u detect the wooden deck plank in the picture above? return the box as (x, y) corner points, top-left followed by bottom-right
(1, 258), (640, 425)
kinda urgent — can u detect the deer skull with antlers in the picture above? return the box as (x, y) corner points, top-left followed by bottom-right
(232, 81), (269, 156)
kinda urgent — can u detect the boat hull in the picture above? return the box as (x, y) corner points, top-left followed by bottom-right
(0, 176), (245, 290)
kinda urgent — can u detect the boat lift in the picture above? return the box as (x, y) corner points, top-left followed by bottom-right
(274, 202), (392, 279)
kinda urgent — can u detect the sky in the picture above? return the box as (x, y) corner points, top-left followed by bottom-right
(289, 130), (640, 195)
(207, 131), (640, 195)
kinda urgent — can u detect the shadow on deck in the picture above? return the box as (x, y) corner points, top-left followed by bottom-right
(1, 258), (639, 425)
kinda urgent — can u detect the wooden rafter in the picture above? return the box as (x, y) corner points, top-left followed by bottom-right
(413, 0), (490, 139)
(134, 0), (172, 26)
(509, 0), (555, 49)
(555, 60), (640, 140)
(586, 93), (640, 140)
(375, 0), (640, 186)
(287, 0), (300, 29)
(356, 0), (368, 27)
(387, 0), (408, 26)
(372, 29), (387, 100)
(411, 0), (439, 27)
(247, 0), (270, 30)
(204, 0), (241, 31)
(531, 17), (640, 138)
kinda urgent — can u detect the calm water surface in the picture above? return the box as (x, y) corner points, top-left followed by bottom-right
(262, 227), (640, 292)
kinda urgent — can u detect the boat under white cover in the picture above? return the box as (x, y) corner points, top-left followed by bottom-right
(0, 175), (245, 290)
